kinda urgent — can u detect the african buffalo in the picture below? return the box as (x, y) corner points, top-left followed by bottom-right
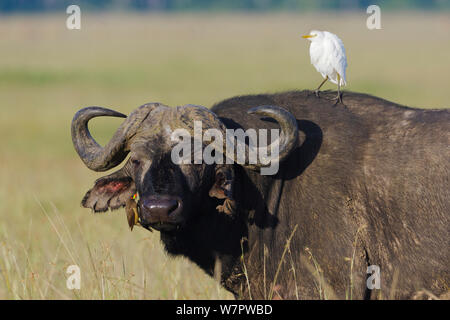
(71, 90), (449, 299)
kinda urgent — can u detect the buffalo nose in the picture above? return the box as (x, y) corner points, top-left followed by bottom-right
(141, 198), (179, 223)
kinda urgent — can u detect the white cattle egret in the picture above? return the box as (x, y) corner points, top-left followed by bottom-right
(302, 30), (347, 103)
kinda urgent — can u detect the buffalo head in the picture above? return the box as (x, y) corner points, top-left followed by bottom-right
(71, 103), (298, 233)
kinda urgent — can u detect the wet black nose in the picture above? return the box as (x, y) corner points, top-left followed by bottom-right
(140, 198), (179, 224)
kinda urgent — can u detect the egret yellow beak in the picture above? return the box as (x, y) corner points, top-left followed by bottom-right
(302, 35), (316, 39)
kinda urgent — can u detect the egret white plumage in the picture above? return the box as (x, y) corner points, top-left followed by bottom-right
(302, 30), (347, 103)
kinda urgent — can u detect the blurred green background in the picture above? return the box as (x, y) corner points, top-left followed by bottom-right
(0, 1), (449, 299)
(1, 0), (450, 12)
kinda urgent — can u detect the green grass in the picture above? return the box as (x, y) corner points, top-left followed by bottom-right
(0, 12), (449, 299)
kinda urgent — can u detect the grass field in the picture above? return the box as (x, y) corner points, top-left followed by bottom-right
(0, 12), (449, 299)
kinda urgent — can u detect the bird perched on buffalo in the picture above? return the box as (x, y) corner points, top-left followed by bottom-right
(302, 30), (347, 103)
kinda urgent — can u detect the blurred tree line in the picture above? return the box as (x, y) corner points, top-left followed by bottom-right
(1, 0), (449, 12)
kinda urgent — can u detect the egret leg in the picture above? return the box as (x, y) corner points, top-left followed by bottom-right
(314, 76), (328, 97)
(328, 74), (343, 104)
(336, 75), (343, 103)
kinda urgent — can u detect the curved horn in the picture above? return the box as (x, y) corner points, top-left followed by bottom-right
(71, 107), (128, 171)
(244, 105), (298, 170)
(72, 103), (160, 172)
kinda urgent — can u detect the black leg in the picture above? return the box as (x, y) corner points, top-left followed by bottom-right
(314, 76), (328, 97)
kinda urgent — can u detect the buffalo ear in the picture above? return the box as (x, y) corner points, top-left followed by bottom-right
(208, 165), (236, 216)
(82, 168), (136, 213)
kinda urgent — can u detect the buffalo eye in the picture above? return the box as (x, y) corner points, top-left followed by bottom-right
(131, 158), (141, 167)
